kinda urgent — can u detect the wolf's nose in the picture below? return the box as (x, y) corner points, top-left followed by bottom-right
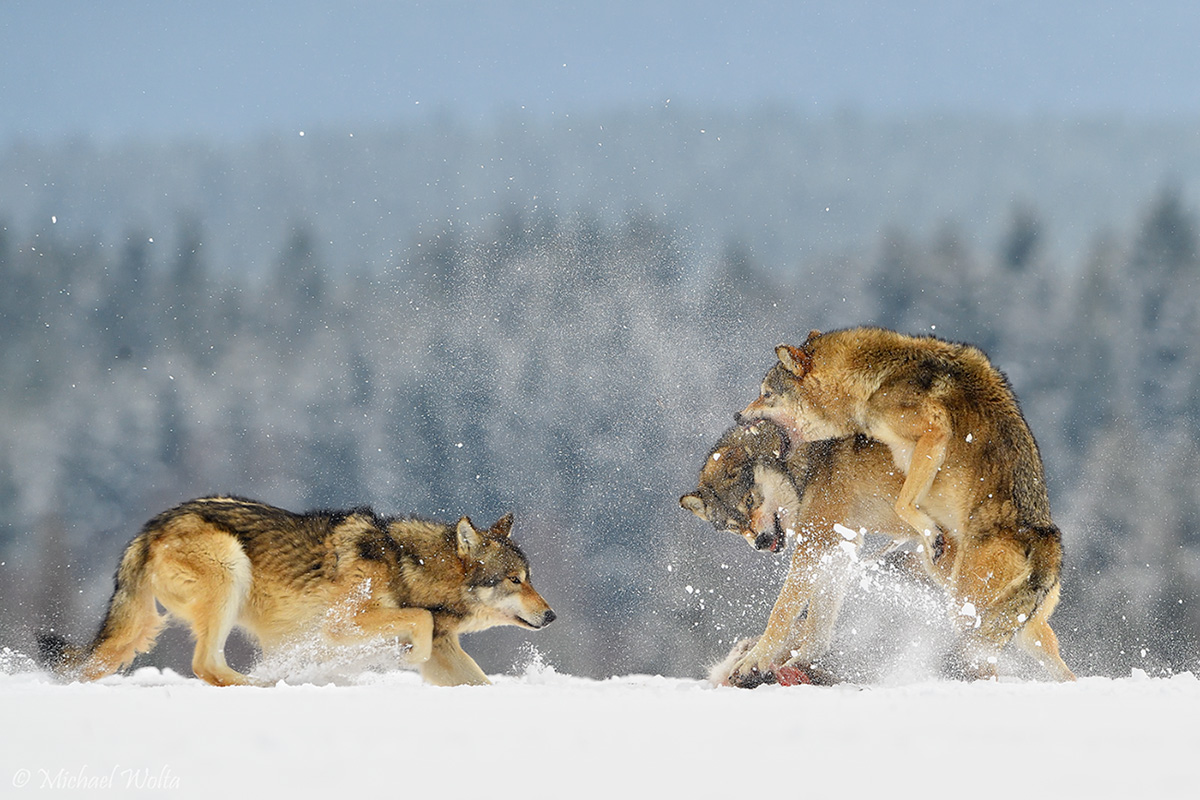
(542, 610), (557, 626)
(754, 531), (777, 551)
(734, 411), (747, 424)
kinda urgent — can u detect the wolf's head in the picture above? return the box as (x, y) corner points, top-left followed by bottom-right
(456, 515), (556, 632)
(680, 422), (803, 554)
(736, 331), (846, 444)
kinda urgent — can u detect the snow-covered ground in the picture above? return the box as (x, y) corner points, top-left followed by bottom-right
(2, 648), (1196, 799)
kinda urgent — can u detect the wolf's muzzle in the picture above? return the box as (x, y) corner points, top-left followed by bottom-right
(523, 609), (557, 629)
(754, 525), (786, 553)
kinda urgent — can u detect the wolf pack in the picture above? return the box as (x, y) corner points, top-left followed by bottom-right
(37, 326), (1074, 687)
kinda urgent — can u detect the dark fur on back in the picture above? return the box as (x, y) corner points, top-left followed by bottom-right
(817, 328), (1052, 526)
(157, 496), (534, 613)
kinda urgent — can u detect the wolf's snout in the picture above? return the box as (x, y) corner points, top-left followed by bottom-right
(734, 407), (760, 425)
(517, 608), (556, 630)
(752, 515), (788, 553)
(754, 530), (784, 553)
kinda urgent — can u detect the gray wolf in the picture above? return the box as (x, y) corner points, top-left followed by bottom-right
(37, 496), (555, 686)
(682, 421), (955, 686)
(735, 327), (1074, 680)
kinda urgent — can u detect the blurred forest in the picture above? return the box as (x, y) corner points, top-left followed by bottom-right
(2, 108), (1199, 679)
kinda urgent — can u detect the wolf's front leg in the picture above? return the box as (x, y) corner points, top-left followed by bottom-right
(419, 634), (491, 686)
(728, 558), (821, 685)
(326, 606), (435, 665)
(729, 545), (853, 688)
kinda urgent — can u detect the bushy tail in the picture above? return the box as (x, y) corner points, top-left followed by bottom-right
(36, 533), (164, 681)
(1024, 525), (1064, 612)
(34, 629), (88, 673)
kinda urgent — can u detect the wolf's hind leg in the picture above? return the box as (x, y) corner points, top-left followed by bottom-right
(1013, 583), (1075, 681)
(151, 532), (254, 686)
(891, 424), (950, 552)
(948, 534), (1071, 681)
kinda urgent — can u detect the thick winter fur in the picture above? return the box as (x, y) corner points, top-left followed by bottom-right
(37, 496), (555, 687)
(683, 422), (951, 685)
(736, 327), (1074, 680)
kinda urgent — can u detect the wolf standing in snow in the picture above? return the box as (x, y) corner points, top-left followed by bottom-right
(38, 496), (556, 686)
(736, 327), (1074, 680)
(683, 420), (1073, 683)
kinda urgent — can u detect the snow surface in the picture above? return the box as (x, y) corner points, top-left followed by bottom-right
(2, 649), (1197, 799)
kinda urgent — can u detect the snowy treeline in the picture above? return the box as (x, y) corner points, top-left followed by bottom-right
(1, 110), (1198, 679)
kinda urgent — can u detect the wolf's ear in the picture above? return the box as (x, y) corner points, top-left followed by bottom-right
(775, 344), (812, 377)
(804, 329), (822, 345)
(456, 517), (484, 558)
(680, 493), (709, 521)
(490, 513), (514, 539)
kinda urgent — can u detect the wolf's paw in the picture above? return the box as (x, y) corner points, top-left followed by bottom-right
(726, 665), (784, 688)
(727, 663), (822, 688)
(726, 645), (785, 688)
(726, 645), (798, 688)
(726, 658), (838, 689)
(706, 637), (756, 685)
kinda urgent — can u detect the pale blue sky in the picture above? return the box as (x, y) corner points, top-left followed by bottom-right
(3, 1), (1199, 142)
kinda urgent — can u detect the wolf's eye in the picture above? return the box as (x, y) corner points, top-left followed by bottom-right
(509, 575), (523, 585)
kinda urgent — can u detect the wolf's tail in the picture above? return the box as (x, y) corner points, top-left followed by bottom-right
(34, 629), (87, 673)
(36, 532), (165, 681)
(1024, 525), (1064, 614)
